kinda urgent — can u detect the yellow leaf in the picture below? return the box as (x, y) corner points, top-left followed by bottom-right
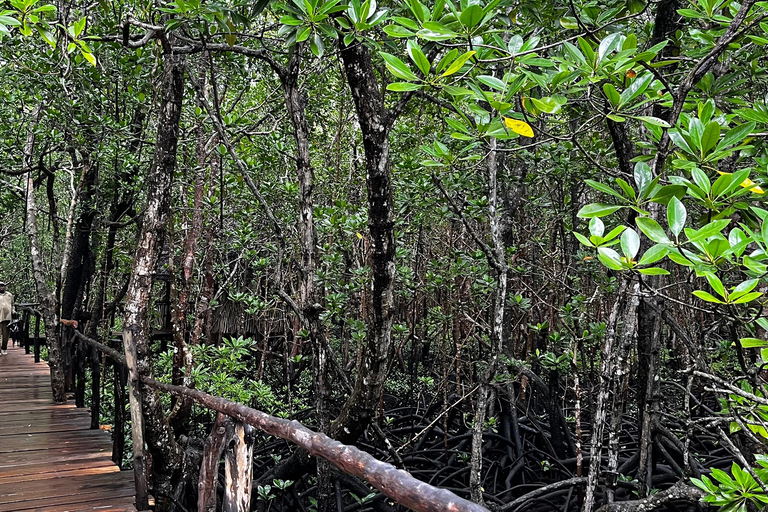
(504, 118), (534, 138)
(356, 232), (364, 239)
(717, 171), (764, 193)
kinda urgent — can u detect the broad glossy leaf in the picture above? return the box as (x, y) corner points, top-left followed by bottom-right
(621, 228), (640, 259)
(638, 267), (669, 275)
(406, 40), (430, 76)
(477, 75), (506, 91)
(503, 118), (533, 138)
(633, 161), (652, 194)
(380, 52), (418, 80)
(705, 273), (725, 299)
(386, 82), (422, 91)
(692, 290), (724, 304)
(701, 121), (720, 156)
(619, 73), (652, 107)
(459, 4), (483, 29)
(636, 217), (670, 244)
(597, 247), (625, 270)
(441, 50), (475, 77)
(686, 219), (730, 242)
(638, 244), (669, 265)
(667, 196), (686, 237)
(577, 203), (623, 218)
(741, 338), (768, 348)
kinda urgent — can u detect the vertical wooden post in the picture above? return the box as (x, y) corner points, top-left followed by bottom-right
(90, 347), (101, 430)
(223, 421), (256, 512)
(123, 329), (150, 511)
(198, 413), (234, 512)
(21, 309), (30, 354)
(34, 313), (41, 363)
(112, 338), (126, 467)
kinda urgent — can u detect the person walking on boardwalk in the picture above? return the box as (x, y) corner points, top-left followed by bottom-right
(0, 281), (13, 355)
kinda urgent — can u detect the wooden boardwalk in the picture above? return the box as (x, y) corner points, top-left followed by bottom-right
(0, 345), (138, 512)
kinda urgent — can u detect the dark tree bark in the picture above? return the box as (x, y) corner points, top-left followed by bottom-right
(333, 31), (397, 444)
(121, 50), (186, 510)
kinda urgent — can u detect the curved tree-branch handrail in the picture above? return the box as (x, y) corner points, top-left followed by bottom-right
(69, 328), (489, 512)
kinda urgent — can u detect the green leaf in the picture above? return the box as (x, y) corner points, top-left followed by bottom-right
(603, 83), (620, 107)
(585, 180), (626, 201)
(597, 247), (625, 270)
(731, 292), (762, 304)
(597, 32), (623, 63)
(633, 161), (652, 194)
(638, 244), (669, 265)
(379, 52), (418, 81)
(392, 16), (419, 30)
(638, 267), (670, 275)
(386, 82), (422, 91)
(692, 290), (725, 304)
(715, 122), (756, 153)
(280, 15), (304, 25)
(636, 217), (670, 244)
(574, 232), (594, 247)
(706, 273), (726, 299)
(619, 73), (652, 107)
(621, 228), (640, 259)
(383, 24), (414, 37)
(81, 49), (96, 66)
(416, 21), (458, 41)
(296, 25), (311, 42)
(740, 338), (768, 348)
(632, 115), (671, 128)
(406, 40), (430, 76)
(589, 217), (604, 237)
(477, 75), (506, 91)
(686, 219), (730, 242)
(577, 203), (623, 218)
(669, 129), (695, 154)
(441, 50), (475, 77)
(667, 196), (686, 237)
(459, 4), (483, 29)
(603, 225), (627, 242)
(701, 121), (720, 156)
(74, 16), (86, 38)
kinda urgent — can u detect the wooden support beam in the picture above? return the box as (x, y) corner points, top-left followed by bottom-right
(198, 413), (234, 512)
(223, 421), (255, 512)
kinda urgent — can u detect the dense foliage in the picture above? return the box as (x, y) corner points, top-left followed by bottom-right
(2, 0), (768, 510)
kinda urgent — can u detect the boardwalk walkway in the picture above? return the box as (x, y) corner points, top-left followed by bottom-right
(0, 345), (138, 512)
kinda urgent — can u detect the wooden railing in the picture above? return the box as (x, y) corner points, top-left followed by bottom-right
(15, 303), (43, 362)
(64, 328), (489, 512)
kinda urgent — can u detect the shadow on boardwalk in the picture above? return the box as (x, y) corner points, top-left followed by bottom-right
(0, 345), (137, 512)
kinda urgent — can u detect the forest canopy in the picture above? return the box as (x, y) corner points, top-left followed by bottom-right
(2, 0), (768, 511)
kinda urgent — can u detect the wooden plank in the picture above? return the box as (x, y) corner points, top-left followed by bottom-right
(0, 346), (137, 512)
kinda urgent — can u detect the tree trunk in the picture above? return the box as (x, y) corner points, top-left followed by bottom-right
(121, 50), (186, 510)
(23, 104), (66, 403)
(469, 138), (507, 505)
(333, 31), (397, 444)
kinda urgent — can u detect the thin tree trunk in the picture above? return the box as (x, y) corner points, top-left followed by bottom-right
(23, 104), (66, 403)
(470, 138), (507, 505)
(122, 50), (186, 510)
(333, 32), (397, 444)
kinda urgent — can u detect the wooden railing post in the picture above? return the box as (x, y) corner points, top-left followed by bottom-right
(21, 309), (30, 354)
(198, 413), (234, 512)
(122, 329), (150, 511)
(223, 421), (256, 512)
(90, 346), (101, 430)
(112, 336), (127, 468)
(33, 313), (41, 363)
